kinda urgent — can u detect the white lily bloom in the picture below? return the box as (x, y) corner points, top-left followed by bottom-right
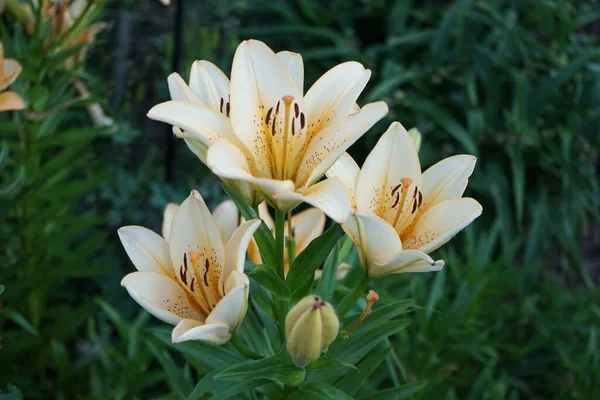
(118, 190), (260, 344)
(201, 39), (388, 223)
(327, 122), (482, 277)
(147, 60), (258, 205)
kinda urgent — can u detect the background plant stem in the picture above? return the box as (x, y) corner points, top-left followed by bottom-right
(337, 274), (369, 318)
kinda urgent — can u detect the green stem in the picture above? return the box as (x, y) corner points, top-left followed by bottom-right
(230, 335), (262, 360)
(337, 273), (369, 318)
(275, 209), (286, 280)
(286, 211), (296, 266)
(274, 209), (288, 342)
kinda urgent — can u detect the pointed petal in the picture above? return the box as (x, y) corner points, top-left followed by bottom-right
(275, 177), (350, 223)
(370, 251), (440, 277)
(189, 60), (230, 114)
(356, 122), (422, 233)
(403, 198), (482, 254)
(0, 91), (25, 111)
(325, 152), (360, 209)
(173, 126), (209, 164)
(290, 208), (326, 253)
(169, 190), (225, 308)
(304, 61), (371, 137)
(0, 59), (23, 91)
(220, 220), (261, 293)
(172, 320), (231, 344)
(118, 226), (174, 278)
(121, 272), (204, 325)
(162, 203), (179, 242)
(421, 155), (477, 209)
(276, 51), (304, 93)
(207, 139), (295, 205)
(167, 72), (203, 104)
(345, 213), (403, 276)
(212, 200), (239, 244)
(207, 276), (249, 333)
(147, 100), (233, 148)
(258, 201), (275, 231)
(298, 101), (388, 187)
(230, 40), (306, 178)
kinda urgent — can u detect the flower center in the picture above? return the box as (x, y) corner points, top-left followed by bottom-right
(390, 177), (423, 229)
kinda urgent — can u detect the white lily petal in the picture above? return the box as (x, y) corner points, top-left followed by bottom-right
(1, 59), (22, 91)
(211, 200), (239, 244)
(207, 139), (296, 203)
(290, 208), (326, 253)
(220, 219), (261, 294)
(275, 177), (350, 223)
(304, 61), (371, 136)
(148, 101), (233, 149)
(421, 155), (477, 210)
(344, 213), (403, 275)
(403, 198), (482, 254)
(171, 127), (209, 164)
(325, 152), (360, 208)
(189, 60), (230, 114)
(118, 226), (174, 278)
(206, 279), (249, 333)
(276, 51), (304, 93)
(230, 39), (306, 178)
(169, 190), (224, 308)
(162, 203), (179, 242)
(224, 270), (250, 295)
(121, 272), (204, 325)
(258, 201), (275, 231)
(370, 250), (439, 277)
(299, 101), (388, 187)
(167, 73), (202, 104)
(314, 262), (352, 280)
(0, 91), (25, 111)
(171, 320), (231, 344)
(356, 122), (422, 233)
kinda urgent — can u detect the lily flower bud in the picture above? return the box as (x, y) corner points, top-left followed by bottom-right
(285, 295), (339, 368)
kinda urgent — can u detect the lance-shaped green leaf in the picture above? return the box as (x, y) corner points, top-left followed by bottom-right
(337, 348), (390, 395)
(249, 264), (291, 298)
(215, 349), (305, 386)
(287, 224), (343, 291)
(187, 368), (269, 400)
(288, 382), (353, 400)
(306, 357), (357, 372)
(223, 183), (276, 268)
(356, 381), (428, 400)
(341, 299), (415, 330)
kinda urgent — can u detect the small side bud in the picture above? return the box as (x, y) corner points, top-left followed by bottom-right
(407, 127), (422, 153)
(285, 295), (340, 368)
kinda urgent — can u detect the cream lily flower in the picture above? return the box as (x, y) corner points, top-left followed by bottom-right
(147, 60), (257, 205)
(0, 42), (25, 111)
(118, 190), (260, 344)
(327, 122), (482, 277)
(203, 39), (388, 223)
(246, 203), (350, 280)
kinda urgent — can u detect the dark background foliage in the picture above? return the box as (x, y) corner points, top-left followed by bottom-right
(1, 0), (599, 398)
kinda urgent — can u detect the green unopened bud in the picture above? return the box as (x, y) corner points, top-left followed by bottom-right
(285, 295), (339, 368)
(407, 127), (422, 153)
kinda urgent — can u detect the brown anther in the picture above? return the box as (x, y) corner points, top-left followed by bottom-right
(366, 290), (379, 302)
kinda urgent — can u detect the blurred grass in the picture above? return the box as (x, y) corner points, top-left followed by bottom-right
(1, 0), (599, 398)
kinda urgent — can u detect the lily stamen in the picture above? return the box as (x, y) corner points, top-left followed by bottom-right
(343, 290), (379, 337)
(391, 177), (412, 228)
(280, 95), (294, 179)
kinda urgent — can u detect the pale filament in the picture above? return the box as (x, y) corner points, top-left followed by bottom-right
(280, 95), (294, 180)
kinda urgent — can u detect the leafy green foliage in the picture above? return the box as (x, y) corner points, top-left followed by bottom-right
(2, 0), (599, 399)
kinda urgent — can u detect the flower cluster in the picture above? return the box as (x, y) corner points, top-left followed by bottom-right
(119, 40), (482, 367)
